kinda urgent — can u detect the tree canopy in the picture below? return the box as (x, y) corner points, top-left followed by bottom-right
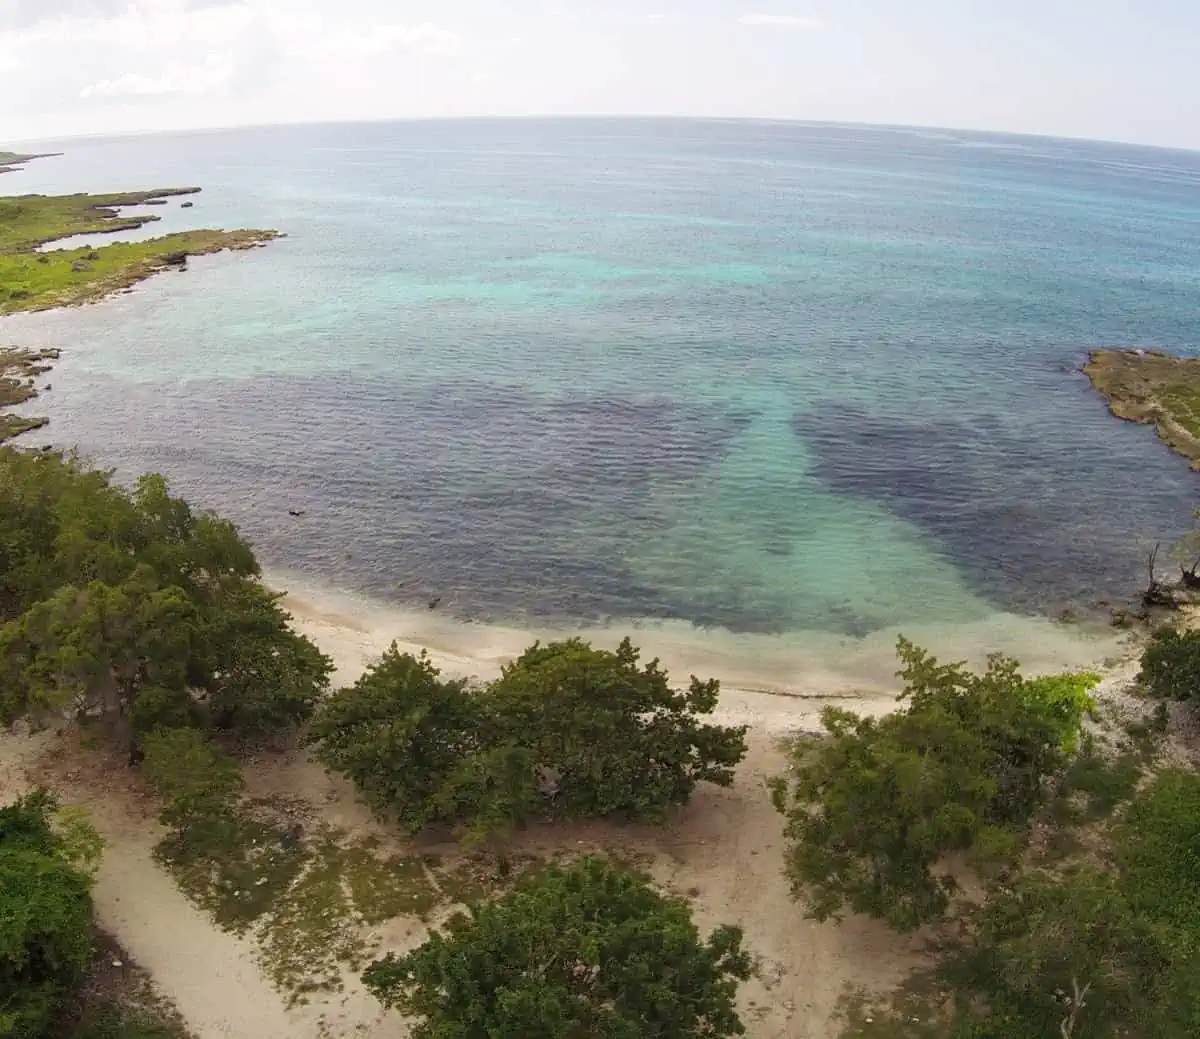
(0, 448), (331, 748)
(362, 856), (752, 1039)
(771, 639), (1098, 930)
(0, 791), (96, 1038)
(1139, 626), (1200, 704)
(306, 638), (748, 841)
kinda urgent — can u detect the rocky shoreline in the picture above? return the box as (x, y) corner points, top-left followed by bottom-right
(1084, 348), (1200, 468)
(0, 347), (59, 443)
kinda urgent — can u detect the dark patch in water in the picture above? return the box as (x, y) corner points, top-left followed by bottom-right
(793, 397), (1198, 616)
(51, 374), (760, 627)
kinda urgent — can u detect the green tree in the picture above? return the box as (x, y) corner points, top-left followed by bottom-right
(0, 568), (197, 742)
(0, 449), (329, 747)
(305, 647), (481, 831)
(192, 581), (332, 736)
(943, 868), (1173, 1039)
(307, 638), (748, 841)
(1139, 627), (1200, 703)
(772, 640), (1097, 930)
(362, 856), (752, 1039)
(487, 638), (748, 822)
(0, 791), (96, 1038)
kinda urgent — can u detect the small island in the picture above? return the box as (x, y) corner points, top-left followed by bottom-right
(0, 150), (61, 174)
(1084, 348), (1200, 468)
(0, 187), (280, 316)
(0, 158), (282, 441)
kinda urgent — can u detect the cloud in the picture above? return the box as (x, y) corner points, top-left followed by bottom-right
(81, 55), (235, 98)
(0, 1), (466, 124)
(737, 14), (824, 29)
(286, 22), (464, 60)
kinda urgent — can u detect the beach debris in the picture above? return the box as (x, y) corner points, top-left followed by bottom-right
(428, 597), (442, 610)
(70, 260), (92, 272)
(288, 508), (306, 517)
(181, 201), (194, 208)
(280, 821), (304, 851)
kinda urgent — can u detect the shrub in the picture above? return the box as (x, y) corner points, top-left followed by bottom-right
(1139, 626), (1200, 703)
(0, 792), (96, 1038)
(307, 638), (748, 841)
(771, 639), (1097, 930)
(363, 856), (752, 1038)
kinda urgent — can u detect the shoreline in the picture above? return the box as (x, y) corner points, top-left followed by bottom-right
(272, 567), (1129, 730)
(1084, 348), (1200, 469)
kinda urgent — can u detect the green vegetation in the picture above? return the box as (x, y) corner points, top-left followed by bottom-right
(809, 631), (1200, 1039)
(306, 637), (748, 842)
(771, 639), (1098, 930)
(0, 449), (332, 751)
(0, 187), (279, 316)
(363, 855), (752, 1039)
(0, 152), (56, 175)
(0, 791), (97, 1038)
(0, 229), (278, 315)
(140, 723), (492, 1002)
(0, 189), (199, 251)
(1084, 348), (1200, 466)
(1139, 625), (1200, 702)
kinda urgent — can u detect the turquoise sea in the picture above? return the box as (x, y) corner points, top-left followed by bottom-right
(5, 119), (1200, 681)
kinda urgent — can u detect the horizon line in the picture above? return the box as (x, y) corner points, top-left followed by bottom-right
(8, 113), (1200, 159)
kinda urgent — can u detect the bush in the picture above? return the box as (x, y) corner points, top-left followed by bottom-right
(1139, 626), (1200, 702)
(142, 728), (244, 832)
(304, 647), (481, 832)
(771, 639), (1097, 930)
(942, 868), (1173, 1039)
(363, 856), (752, 1038)
(0, 792), (96, 1038)
(307, 638), (748, 841)
(487, 638), (747, 821)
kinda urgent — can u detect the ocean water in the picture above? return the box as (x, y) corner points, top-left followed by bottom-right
(5, 119), (1200, 681)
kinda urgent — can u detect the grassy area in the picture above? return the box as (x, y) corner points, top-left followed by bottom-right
(155, 801), (500, 1005)
(0, 150), (58, 174)
(1084, 348), (1200, 466)
(0, 184), (280, 318)
(0, 346), (58, 442)
(0, 188), (199, 251)
(0, 228), (278, 315)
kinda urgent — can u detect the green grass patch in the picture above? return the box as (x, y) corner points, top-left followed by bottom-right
(155, 801), (498, 1004)
(154, 812), (306, 932)
(0, 189), (197, 251)
(0, 230), (278, 315)
(69, 1006), (184, 1039)
(837, 982), (949, 1039)
(1160, 384), (1200, 439)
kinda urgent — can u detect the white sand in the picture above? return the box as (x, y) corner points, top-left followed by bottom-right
(0, 579), (1132, 1039)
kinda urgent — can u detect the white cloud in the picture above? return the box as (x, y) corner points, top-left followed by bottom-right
(286, 21), (464, 60)
(737, 14), (824, 29)
(81, 55), (235, 98)
(0, 1), (466, 129)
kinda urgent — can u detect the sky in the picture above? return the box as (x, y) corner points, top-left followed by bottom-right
(0, 0), (1197, 150)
